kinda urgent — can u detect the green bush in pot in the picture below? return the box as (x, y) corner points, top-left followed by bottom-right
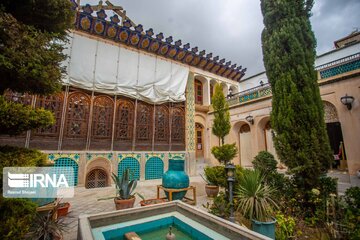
(236, 169), (278, 239)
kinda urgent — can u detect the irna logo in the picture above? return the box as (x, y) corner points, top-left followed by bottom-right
(3, 167), (74, 198)
(8, 172), (69, 188)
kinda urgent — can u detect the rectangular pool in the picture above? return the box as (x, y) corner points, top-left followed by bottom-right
(93, 212), (230, 240)
(78, 201), (271, 240)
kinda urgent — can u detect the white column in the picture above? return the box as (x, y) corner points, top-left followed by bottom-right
(203, 77), (211, 106)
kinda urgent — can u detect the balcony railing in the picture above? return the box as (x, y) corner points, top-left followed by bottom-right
(226, 53), (360, 106)
(227, 83), (272, 106)
(316, 52), (360, 79)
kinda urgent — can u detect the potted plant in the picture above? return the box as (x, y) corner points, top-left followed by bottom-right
(137, 193), (166, 207)
(111, 169), (137, 210)
(57, 202), (70, 218)
(202, 166), (226, 197)
(235, 169), (278, 239)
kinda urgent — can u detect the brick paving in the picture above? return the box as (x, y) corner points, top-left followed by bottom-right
(61, 176), (209, 240)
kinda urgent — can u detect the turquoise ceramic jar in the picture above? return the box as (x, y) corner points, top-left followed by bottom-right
(162, 159), (189, 200)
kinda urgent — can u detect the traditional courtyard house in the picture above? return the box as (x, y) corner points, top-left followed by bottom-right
(0, 2), (244, 188)
(211, 31), (359, 184)
(1, 2), (359, 187)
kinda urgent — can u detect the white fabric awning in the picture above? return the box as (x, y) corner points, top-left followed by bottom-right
(62, 32), (189, 104)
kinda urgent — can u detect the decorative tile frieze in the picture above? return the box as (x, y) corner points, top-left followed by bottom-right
(169, 153), (186, 160)
(145, 153), (165, 160)
(86, 153), (113, 162)
(118, 153), (141, 162)
(48, 153), (80, 163)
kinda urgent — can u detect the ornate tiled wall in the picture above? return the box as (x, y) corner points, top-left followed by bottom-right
(44, 151), (190, 186)
(145, 153), (165, 180)
(186, 73), (196, 152)
(319, 59), (360, 79)
(117, 153), (141, 180)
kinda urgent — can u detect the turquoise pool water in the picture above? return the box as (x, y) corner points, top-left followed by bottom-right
(92, 212), (230, 240)
(138, 225), (192, 240)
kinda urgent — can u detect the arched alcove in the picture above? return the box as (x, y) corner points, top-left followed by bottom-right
(86, 168), (108, 189)
(85, 158), (112, 188)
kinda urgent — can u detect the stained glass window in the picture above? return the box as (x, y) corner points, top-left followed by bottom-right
(115, 99), (134, 141)
(136, 102), (153, 142)
(91, 96), (113, 139)
(155, 105), (169, 143)
(171, 107), (185, 143)
(65, 92), (90, 137)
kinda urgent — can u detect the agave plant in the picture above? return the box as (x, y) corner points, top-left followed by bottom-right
(111, 169), (137, 200)
(235, 169), (278, 222)
(30, 206), (67, 240)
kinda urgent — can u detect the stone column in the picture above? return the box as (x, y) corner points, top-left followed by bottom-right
(203, 77), (211, 106)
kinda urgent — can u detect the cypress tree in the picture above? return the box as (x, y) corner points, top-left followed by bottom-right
(212, 83), (231, 145)
(260, 0), (332, 191)
(211, 83), (237, 165)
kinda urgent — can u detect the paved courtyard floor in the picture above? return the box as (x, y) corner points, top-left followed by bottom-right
(62, 176), (209, 240)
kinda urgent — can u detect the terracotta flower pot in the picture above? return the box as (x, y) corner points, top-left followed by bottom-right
(114, 196), (135, 210)
(140, 198), (166, 207)
(57, 202), (70, 218)
(205, 185), (219, 198)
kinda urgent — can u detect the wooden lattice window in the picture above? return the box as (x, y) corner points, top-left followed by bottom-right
(91, 96), (114, 139)
(35, 94), (64, 136)
(115, 99), (134, 141)
(194, 79), (203, 105)
(4, 90), (32, 105)
(155, 105), (169, 143)
(86, 169), (108, 189)
(136, 102), (153, 142)
(171, 107), (185, 143)
(65, 92), (90, 137)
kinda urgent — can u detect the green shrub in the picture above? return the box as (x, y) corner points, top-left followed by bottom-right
(0, 196), (37, 240)
(252, 151), (277, 174)
(275, 212), (296, 240)
(252, 151), (292, 199)
(203, 191), (230, 218)
(211, 143), (238, 165)
(204, 166), (226, 187)
(0, 145), (46, 188)
(342, 187), (360, 239)
(344, 186), (360, 210)
(318, 175), (337, 197)
(0, 96), (55, 135)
